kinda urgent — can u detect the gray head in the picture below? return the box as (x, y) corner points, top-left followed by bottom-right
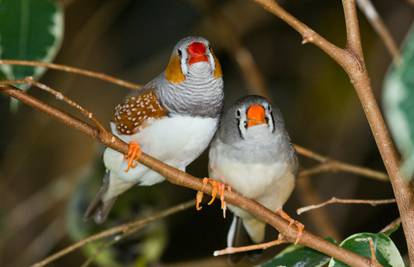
(157, 36), (224, 118)
(217, 95), (287, 145)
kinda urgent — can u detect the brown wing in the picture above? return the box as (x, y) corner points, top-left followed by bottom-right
(113, 89), (167, 135)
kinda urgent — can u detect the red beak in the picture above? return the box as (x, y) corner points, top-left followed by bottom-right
(246, 104), (266, 128)
(187, 42), (209, 65)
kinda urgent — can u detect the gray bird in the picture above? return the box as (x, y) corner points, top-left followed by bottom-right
(208, 95), (299, 250)
(85, 36), (224, 223)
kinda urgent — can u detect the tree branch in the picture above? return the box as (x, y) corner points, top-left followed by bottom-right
(0, 86), (372, 267)
(253, 0), (414, 264)
(343, 0), (364, 59)
(380, 217), (402, 233)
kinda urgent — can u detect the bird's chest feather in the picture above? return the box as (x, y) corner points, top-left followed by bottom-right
(213, 158), (289, 198)
(112, 115), (218, 166)
(209, 142), (292, 199)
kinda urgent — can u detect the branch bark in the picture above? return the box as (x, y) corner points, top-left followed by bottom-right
(0, 86), (372, 267)
(253, 0), (414, 264)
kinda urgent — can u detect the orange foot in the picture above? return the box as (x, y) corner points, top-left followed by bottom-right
(275, 209), (304, 244)
(195, 178), (232, 218)
(124, 141), (142, 172)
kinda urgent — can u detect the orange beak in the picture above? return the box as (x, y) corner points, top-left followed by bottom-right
(187, 42), (209, 65)
(246, 104), (266, 128)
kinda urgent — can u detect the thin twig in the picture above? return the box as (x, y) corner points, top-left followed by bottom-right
(30, 200), (194, 267)
(0, 78), (108, 133)
(0, 86), (372, 267)
(356, 0), (401, 63)
(297, 197), (396, 215)
(0, 59), (141, 90)
(213, 236), (286, 256)
(79, 239), (117, 267)
(296, 176), (341, 241)
(380, 217), (402, 233)
(294, 145), (388, 181)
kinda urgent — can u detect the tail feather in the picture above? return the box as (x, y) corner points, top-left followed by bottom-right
(227, 216), (252, 248)
(84, 196), (117, 224)
(227, 216), (264, 264)
(84, 171), (136, 224)
(84, 171), (110, 223)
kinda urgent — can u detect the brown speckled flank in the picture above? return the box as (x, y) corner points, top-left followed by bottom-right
(114, 90), (167, 135)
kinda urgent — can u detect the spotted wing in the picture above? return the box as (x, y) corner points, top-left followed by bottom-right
(113, 89), (167, 135)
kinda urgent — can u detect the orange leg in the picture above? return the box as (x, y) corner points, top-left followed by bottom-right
(195, 178), (231, 218)
(124, 141), (142, 172)
(275, 209), (304, 244)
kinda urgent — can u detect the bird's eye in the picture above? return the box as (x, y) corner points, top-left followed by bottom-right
(236, 109), (241, 117)
(266, 104), (271, 111)
(177, 49), (182, 57)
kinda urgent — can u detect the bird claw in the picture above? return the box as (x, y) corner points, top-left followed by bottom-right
(275, 209), (304, 244)
(124, 141), (141, 172)
(195, 178), (231, 218)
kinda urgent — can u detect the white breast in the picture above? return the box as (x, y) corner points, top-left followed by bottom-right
(209, 143), (295, 214)
(105, 115), (218, 184)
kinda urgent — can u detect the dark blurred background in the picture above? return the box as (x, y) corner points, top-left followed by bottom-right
(0, 0), (413, 266)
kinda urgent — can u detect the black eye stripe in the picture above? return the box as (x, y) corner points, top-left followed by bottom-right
(236, 118), (245, 139)
(177, 49), (182, 57)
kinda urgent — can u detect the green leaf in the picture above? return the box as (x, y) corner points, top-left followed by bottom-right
(328, 233), (405, 267)
(383, 22), (414, 180)
(0, 0), (64, 82)
(258, 238), (335, 267)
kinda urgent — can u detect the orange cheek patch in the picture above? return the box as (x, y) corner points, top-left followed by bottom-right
(246, 104), (266, 127)
(213, 54), (223, 78)
(165, 55), (185, 84)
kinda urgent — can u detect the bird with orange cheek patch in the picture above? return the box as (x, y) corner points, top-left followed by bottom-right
(84, 36), (224, 223)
